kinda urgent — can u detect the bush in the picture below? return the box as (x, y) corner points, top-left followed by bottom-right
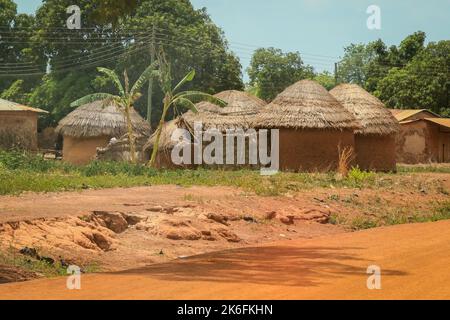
(345, 167), (376, 187)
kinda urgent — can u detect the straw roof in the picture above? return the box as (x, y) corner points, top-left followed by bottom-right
(181, 90), (267, 131)
(56, 100), (150, 138)
(0, 98), (48, 113)
(330, 84), (400, 135)
(144, 119), (180, 152)
(253, 80), (360, 130)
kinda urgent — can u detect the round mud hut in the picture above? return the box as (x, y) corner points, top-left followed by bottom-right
(56, 100), (150, 165)
(144, 120), (182, 169)
(254, 79), (360, 172)
(146, 90), (267, 168)
(181, 90), (267, 131)
(330, 84), (400, 171)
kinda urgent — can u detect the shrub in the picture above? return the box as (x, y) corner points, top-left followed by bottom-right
(346, 167), (376, 187)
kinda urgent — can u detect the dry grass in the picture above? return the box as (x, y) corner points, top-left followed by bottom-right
(181, 90), (266, 132)
(253, 79), (360, 130)
(337, 145), (356, 178)
(330, 84), (400, 136)
(56, 99), (150, 138)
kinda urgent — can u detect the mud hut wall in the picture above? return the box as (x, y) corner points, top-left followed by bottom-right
(278, 129), (355, 172)
(0, 111), (38, 150)
(62, 135), (110, 165)
(354, 134), (397, 172)
(395, 121), (441, 164)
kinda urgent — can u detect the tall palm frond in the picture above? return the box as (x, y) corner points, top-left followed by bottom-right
(70, 93), (119, 108)
(97, 67), (125, 96)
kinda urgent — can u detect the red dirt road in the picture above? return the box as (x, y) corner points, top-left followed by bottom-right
(1, 220), (449, 300)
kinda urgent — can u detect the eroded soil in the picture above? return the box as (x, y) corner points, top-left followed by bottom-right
(0, 172), (449, 282)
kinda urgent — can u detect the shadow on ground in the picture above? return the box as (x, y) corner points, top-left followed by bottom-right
(112, 245), (408, 287)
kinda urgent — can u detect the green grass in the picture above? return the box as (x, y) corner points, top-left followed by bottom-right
(0, 150), (449, 196)
(398, 164), (450, 174)
(339, 201), (450, 231)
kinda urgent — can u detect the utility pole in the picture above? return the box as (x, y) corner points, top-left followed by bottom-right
(334, 62), (339, 86)
(147, 24), (156, 129)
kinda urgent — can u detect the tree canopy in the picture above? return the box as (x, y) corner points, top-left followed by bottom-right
(1, 1), (449, 126)
(0, 0), (244, 129)
(336, 31), (449, 115)
(246, 47), (314, 101)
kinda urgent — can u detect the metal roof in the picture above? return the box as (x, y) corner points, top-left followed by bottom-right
(389, 109), (441, 122)
(425, 118), (450, 130)
(0, 98), (48, 113)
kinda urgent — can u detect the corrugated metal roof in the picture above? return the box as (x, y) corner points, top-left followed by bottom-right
(425, 118), (450, 129)
(390, 109), (441, 122)
(0, 98), (48, 113)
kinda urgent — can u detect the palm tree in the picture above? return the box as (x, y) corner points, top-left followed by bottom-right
(148, 52), (227, 167)
(71, 64), (159, 163)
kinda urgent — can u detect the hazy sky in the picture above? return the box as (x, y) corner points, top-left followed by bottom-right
(14, 0), (450, 79)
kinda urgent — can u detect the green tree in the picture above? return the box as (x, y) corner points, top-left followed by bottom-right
(149, 52), (226, 167)
(337, 32), (428, 92)
(247, 47), (314, 101)
(1, 0), (243, 128)
(71, 63), (159, 163)
(375, 40), (450, 115)
(314, 71), (335, 90)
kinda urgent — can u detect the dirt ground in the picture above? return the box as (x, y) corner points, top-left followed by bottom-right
(0, 185), (345, 274)
(1, 220), (450, 300)
(0, 172), (449, 287)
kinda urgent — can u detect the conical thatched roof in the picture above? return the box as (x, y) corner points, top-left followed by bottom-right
(330, 84), (400, 136)
(253, 79), (360, 130)
(181, 90), (267, 131)
(56, 100), (151, 138)
(144, 119), (179, 152)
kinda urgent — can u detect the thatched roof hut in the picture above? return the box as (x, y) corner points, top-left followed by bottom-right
(254, 80), (359, 130)
(144, 119), (179, 153)
(56, 100), (150, 138)
(329, 84), (400, 136)
(181, 90), (266, 131)
(56, 100), (150, 165)
(0, 98), (48, 150)
(253, 79), (360, 172)
(144, 119), (191, 168)
(330, 84), (400, 171)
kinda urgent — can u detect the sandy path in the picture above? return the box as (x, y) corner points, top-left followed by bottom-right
(1, 220), (449, 300)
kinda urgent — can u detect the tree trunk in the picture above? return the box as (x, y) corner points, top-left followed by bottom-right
(125, 104), (136, 163)
(148, 97), (170, 167)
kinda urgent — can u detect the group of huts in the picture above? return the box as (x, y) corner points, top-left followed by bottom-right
(1, 79), (449, 170)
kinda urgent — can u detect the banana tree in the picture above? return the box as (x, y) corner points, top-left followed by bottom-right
(149, 58), (227, 167)
(71, 64), (159, 163)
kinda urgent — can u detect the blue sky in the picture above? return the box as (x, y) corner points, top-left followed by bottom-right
(14, 0), (450, 80)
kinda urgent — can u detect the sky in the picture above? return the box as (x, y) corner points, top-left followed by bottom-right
(14, 0), (450, 80)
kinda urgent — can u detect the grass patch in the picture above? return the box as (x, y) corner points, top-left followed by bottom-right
(398, 164), (450, 174)
(338, 201), (450, 231)
(0, 150), (448, 196)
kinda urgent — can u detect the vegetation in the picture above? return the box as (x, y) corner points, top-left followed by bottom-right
(149, 51), (227, 166)
(71, 64), (159, 163)
(0, 0), (244, 129)
(337, 32), (449, 115)
(246, 47), (315, 101)
(337, 201), (450, 231)
(1, 150), (448, 196)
